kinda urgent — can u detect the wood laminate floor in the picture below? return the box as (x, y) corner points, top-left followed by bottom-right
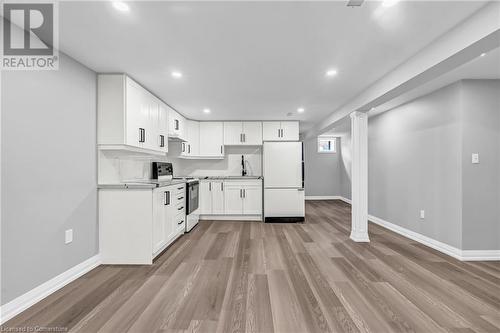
(3, 200), (500, 333)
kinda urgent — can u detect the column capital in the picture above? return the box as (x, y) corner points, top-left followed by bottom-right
(350, 111), (368, 119)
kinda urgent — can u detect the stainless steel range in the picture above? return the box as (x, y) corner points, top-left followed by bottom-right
(151, 163), (200, 232)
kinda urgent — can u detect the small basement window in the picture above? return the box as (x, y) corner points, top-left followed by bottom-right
(317, 136), (337, 153)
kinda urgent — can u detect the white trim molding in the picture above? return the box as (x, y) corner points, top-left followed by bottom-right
(305, 196), (352, 204)
(305, 195), (339, 200)
(199, 215), (262, 221)
(368, 215), (500, 261)
(0, 254), (101, 324)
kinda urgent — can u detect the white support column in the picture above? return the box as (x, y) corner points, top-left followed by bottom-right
(350, 111), (369, 242)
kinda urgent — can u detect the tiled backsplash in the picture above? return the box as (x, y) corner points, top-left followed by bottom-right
(98, 141), (262, 184)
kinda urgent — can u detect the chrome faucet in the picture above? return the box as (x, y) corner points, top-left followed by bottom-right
(241, 155), (247, 176)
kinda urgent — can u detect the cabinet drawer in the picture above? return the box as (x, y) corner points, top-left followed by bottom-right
(175, 213), (186, 227)
(175, 201), (185, 213)
(175, 192), (185, 203)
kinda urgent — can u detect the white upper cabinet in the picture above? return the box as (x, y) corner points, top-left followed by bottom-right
(262, 121), (299, 141)
(199, 122), (224, 157)
(243, 122), (263, 145)
(223, 121), (263, 146)
(168, 108), (187, 141)
(97, 74), (168, 154)
(262, 122), (281, 141)
(182, 120), (200, 156)
(280, 121), (300, 141)
(223, 122), (243, 145)
(157, 101), (169, 153)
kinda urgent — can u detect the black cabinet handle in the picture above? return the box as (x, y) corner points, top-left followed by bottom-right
(188, 144), (191, 154)
(164, 191), (170, 205)
(178, 220), (184, 225)
(139, 128), (145, 143)
(159, 135), (165, 147)
(174, 119), (179, 130)
(220, 145), (223, 154)
(177, 187), (184, 190)
(177, 206), (184, 211)
(240, 133), (243, 142)
(178, 196), (184, 200)
(209, 182), (212, 191)
(221, 182), (223, 191)
(240, 189), (242, 198)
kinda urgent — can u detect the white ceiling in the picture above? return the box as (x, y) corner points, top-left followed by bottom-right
(58, 1), (488, 132)
(324, 46), (500, 137)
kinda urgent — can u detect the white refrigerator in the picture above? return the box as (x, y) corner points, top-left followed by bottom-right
(263, 141), (305, 222)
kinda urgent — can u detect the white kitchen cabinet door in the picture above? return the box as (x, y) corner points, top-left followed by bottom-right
(211, 181), (225, 214)
(143, 95), (159, 151)
(168, 108), (186, 141)
(199, 181), (211, 214)
(242, 186), (262, 215)
(262, 122), (281, 141)
(199, 122), (224, 157)
(264, 188), (305, 217)
(157, 101), (169, 153)
(280, 121), (299, 141)
(242, 122), (262, 145)
(152, 189), (167, 253)
(223, 122), (243, 145)
(125, 78), (148, 148)
(224, 185), (243, 215)
(185, 120), (200, 156)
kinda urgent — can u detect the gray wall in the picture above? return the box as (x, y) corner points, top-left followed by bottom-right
(460, 80), (500, 250)
(339, 80), (500, 251)
(1, 53), (98, 304)
(304, 136), (342, 197)
(368, 82), (463, 248)
(339, 134), (352, 200)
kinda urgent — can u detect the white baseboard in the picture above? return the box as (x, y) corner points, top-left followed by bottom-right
(199, 215), (262, 221)
(305, 196), (351, 204)
(0, 254), (101, 324)
(368, 215), (500, 261)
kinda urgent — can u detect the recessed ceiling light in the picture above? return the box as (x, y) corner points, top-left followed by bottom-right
(480, 53), (486, 57)
(297, 108), (305, 113)
(382, 0), (400, 7)
(203, 108), (211, 114)
(112, 1), (130, 12)
(370, 107), (376, 111)
(171, 71), (183, 78)
(326, 69), (338, 77)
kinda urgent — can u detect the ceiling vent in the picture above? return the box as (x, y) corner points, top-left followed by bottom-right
(347, 0), (364, 6)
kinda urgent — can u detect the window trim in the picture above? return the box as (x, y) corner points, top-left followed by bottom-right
(317, 136), (337, 154)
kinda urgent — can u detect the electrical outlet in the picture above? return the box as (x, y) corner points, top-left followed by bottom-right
(472, 153), (479, 164)
(65, 229), (73, 244)
(420, 210), (425, 219)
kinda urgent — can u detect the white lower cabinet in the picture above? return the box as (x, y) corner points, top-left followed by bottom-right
(199, 179), (262, 218)
(199, 180), (224, 214)
(99, 182), (186, 265)
(224, 181), (262, 215)
(223, 185), (243, 215)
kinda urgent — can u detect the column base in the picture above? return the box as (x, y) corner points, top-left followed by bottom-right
(350, 232), (370, 242)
